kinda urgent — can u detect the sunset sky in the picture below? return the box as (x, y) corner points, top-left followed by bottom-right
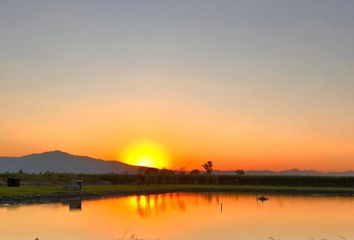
(1, 1), (354, 171)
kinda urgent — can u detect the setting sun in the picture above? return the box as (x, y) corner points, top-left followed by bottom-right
(121, 141), (170, 169)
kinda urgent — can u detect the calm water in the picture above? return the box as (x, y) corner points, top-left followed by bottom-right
(0, 193), (353, 240)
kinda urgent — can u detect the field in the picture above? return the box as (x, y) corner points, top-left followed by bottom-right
(1, 172), (354, 187)
(0, 173), (354, 202)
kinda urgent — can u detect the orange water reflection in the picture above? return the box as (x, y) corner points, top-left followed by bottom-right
(133, 193), (189, 218)
(132, 193), (237, 218)
(0, 193), (353, 240)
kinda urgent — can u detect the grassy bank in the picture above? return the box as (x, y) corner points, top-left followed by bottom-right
(1, 173), (354, 204)
(1, 184), (354, 199)
(1, 172), (354, 187)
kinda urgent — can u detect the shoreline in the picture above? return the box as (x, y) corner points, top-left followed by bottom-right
(1, 185), (354, 205)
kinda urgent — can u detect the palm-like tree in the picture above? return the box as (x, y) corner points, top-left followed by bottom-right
(202, 161), (213, 174)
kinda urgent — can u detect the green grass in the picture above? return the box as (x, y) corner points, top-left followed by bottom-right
(0, 185), (65, 197)
(2, 173), (354, 187)
(1, 184), (354, 198)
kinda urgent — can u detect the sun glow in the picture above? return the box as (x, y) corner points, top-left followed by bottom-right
(121, 141), (170, 168)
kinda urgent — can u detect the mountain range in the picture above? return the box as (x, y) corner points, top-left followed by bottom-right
(214, 169), (354, 176)
(0, 150), (140, 174)
(0, 150), (353, 176)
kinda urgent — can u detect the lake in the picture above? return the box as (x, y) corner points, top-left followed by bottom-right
(0, 193), (353, 240)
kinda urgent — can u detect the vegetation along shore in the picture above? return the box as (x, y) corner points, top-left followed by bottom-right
(1, 172), (354, 205)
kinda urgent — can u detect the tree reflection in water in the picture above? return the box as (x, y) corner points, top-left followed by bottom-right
(133, 193), (237, 218)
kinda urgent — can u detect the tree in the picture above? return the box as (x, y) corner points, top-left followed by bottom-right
(178, 167), (186, 175)
(202, 161), (213, 174)
(190, 169), (200, 175)
(235, 169), (245, 176)
(160, 168), (175, 175)
(144, 167), (159, 175)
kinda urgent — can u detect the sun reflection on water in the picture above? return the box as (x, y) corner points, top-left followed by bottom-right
(126, 193), (230, 218)
(1, 194), (354, 240)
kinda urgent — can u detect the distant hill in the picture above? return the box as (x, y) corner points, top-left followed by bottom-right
(215, 168), (354, 176)
(0, 150), (141, 174)
(1, 151), (353, 176)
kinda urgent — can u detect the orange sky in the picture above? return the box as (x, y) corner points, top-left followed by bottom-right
(1, 1), (354, 171)
(1, 98), (353, 171)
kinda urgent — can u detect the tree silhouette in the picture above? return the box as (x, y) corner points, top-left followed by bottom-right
(202, 161), (213, 174)
(235, 169), (245, 175)
(144, 167), (159, 175)
(190, 169), (200, 175)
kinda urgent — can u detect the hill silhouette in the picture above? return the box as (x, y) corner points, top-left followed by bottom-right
(0, 150), (353, 176)
(214, 168), (354, 176)
(0, 150), (140, 174)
